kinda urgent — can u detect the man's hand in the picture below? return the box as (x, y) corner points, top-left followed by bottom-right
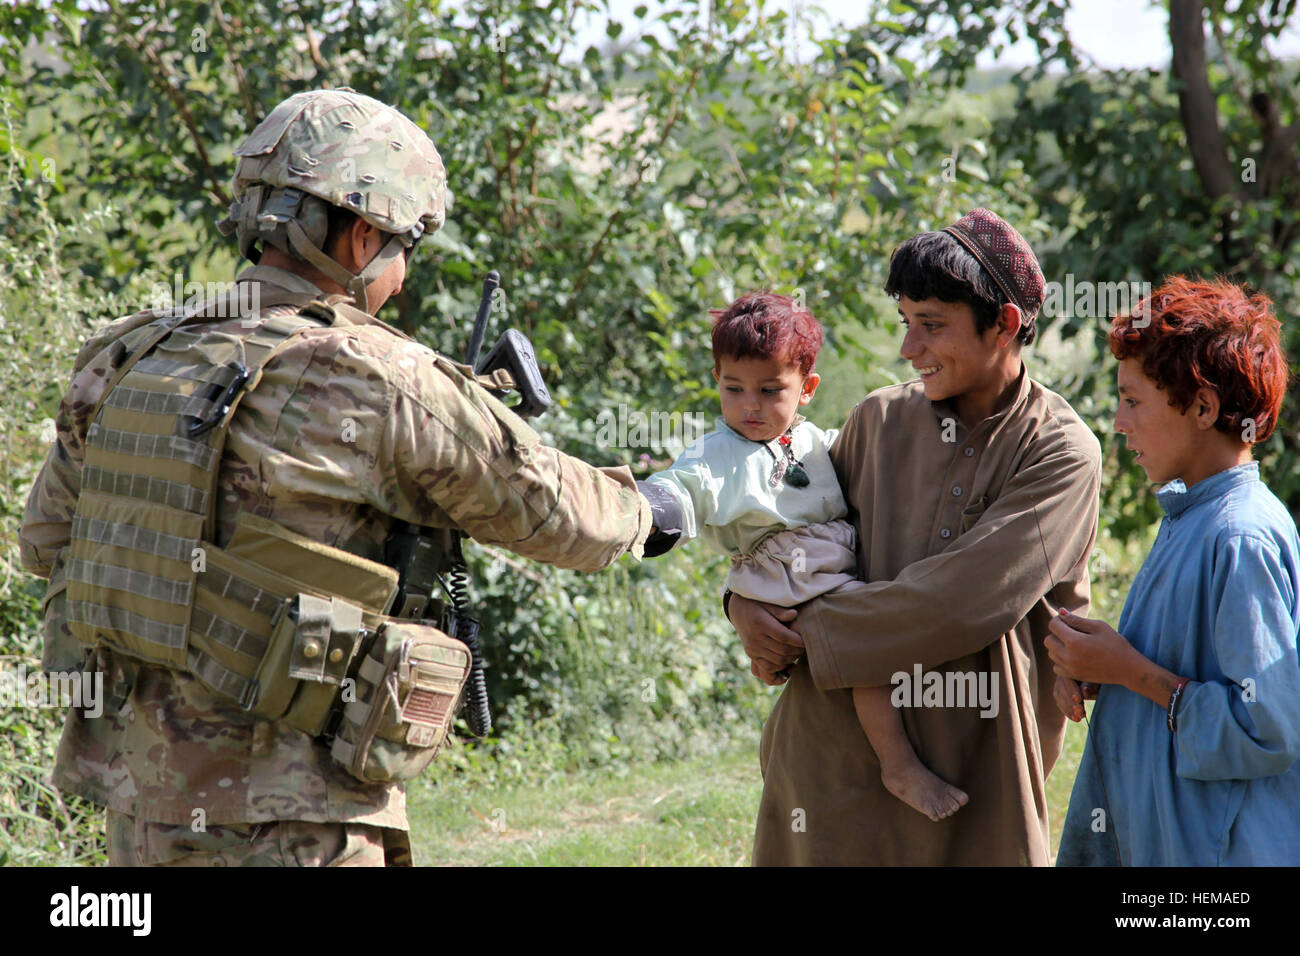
(728, 593), (804, 686)
(1045, 607), (1142, 688)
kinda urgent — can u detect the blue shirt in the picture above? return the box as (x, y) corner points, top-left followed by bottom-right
(1057, 462), (1300, 866)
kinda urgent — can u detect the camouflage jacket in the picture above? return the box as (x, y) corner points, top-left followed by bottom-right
(19, 265), (650, 829)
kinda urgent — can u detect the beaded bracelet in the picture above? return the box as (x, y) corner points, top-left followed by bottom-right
(1166, 677), (1191, 732)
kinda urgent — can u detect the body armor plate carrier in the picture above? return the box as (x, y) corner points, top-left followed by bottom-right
(66, 288), (471, 784)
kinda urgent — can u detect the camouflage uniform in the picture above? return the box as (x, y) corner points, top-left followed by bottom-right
(105, 808), (395, 867)
(19, 93), (651, 866)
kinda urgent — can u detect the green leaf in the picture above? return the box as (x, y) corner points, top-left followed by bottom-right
(52, 8), (81, 46)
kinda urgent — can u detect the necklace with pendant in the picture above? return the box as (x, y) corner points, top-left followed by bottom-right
(767, 424), (810, 488)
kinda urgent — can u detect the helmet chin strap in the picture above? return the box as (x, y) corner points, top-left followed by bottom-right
(285, 219), (406, 314)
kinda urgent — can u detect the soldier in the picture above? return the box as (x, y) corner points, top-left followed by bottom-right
(19, 89), (652, 867)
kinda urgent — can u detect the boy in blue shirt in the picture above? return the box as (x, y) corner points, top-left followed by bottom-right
(1049, 276), (1300, 865)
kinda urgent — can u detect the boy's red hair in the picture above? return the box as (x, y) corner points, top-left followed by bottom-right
(1108, 276), (1290, 443)
(710, 291), (823, 377)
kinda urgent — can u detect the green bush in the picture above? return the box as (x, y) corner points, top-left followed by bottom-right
(0, 109), (139, 863)
(433, 542), (772, 784)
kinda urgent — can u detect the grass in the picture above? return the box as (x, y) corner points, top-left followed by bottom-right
(408, 742), (765, 866)
(407, 714), (1091, 866)
(1, 691), (1089, 866)
(1048, 714), (1088, 861)
(0, 717), (108, 867)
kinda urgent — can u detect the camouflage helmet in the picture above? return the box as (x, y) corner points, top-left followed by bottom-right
(217, 88), (446, 312)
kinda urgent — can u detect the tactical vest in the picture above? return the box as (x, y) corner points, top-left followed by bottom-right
(65, 287), (471, 783)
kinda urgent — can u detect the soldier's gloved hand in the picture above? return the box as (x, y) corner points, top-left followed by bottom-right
(636, 480), (684, 558)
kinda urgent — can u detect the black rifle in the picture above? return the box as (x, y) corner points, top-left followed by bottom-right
(385, 271), (551, 738)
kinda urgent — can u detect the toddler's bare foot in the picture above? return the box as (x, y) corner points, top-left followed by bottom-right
(880, 761), (969, 822)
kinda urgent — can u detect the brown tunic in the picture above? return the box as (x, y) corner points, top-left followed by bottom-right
(753, 362), (1101, 865)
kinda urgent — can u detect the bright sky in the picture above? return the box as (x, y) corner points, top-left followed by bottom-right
(574, 0), (1300, 69)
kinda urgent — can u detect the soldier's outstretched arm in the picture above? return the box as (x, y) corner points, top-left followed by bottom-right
(366, 336), (651, 572)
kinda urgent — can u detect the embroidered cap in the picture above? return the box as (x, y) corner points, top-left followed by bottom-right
(942, 208), (1045, 324)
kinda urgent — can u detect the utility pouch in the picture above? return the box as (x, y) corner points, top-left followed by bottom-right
(329, 620), (471, 784)
(247, 593), (370, 737)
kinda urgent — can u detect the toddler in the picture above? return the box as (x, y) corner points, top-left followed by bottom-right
(642, 291), (967, 821)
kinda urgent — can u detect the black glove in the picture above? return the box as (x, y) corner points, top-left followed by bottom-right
(636, 480), (685, 557)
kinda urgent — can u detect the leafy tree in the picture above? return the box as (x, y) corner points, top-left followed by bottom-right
(0, 0), (1153, 790)
(852, 0), (1300, 528)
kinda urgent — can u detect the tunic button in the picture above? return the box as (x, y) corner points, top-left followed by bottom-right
(940, 528), (951, 539)
(952, 486), (962, 496)
(964, 447), (974, 457)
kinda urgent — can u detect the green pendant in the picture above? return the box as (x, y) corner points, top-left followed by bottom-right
(784, 463), (810, 487)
